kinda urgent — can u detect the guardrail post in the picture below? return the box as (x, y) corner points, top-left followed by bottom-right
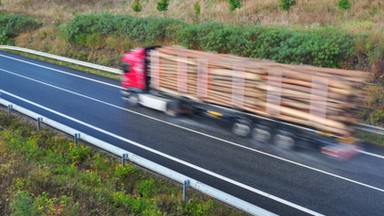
(7, 104), (13, 114)
(37, 117), (43, 130)
(183, 180), (190, 202)
(122, 153), (129, 167)
(74, 133), (81, 145)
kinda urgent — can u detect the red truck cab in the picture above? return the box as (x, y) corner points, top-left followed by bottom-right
(121, 48), (147, 91)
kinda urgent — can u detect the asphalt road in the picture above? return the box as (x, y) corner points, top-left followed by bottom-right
(1, 50), (383, 216)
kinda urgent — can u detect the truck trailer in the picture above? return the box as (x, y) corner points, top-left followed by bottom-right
(121, 46), (367, 159)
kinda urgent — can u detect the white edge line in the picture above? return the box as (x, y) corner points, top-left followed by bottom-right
(0, 89), (324, 216)
(358, 150), (384, 160)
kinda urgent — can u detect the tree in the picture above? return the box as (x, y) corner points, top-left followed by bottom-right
(131, 0), (142, 15)
(156, 0), (169, 16)
(337, 0), (351, 11)
(194, 1), (201, 23)
(278, 0), (296, 19)
(337, 0), (352, 20)
(228, 0), (242, 12)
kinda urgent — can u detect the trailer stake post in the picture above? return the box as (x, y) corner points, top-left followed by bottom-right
(122, 153), (129, 167)
(183, 180), (190, 202)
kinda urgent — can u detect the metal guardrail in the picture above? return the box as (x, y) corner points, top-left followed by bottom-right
(0, 95), (275, 216)
(355, 123), (384, 135)
(0, 45), (122, 74)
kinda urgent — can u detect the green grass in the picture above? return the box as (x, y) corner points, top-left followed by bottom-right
(0, 111), (244, 216)
(356, 131), (384, 146)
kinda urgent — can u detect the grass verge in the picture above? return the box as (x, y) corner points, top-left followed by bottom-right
(356, 131), (384, 146)
(0, 110), (245, 216)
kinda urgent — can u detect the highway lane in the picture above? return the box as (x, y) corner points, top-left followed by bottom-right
(1, 50), (384, 215)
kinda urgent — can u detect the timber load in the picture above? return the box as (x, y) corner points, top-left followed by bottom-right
(148, 46), (367, 136)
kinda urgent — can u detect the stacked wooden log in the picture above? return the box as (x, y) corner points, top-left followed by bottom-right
(148, 46), (367, 136)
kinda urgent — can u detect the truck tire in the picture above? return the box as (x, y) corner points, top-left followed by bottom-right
(232, 118), (252, 137)
(127, 93), (140, 107)
(165, 100), (180, 117)
(273, 131), (296, 150)
(252, 125), (272, 143)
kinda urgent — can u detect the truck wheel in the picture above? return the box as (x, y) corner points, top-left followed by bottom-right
(165, 100), (180, 117)
(127, 93), (140, 107)
(232, 119), (252, 137)
(252, 125), (272, 143)
(273, 132), (296, 150)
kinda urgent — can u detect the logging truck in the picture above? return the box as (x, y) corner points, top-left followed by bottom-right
(121, 46), (367, 159)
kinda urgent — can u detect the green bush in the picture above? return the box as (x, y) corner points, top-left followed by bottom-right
(142, 17), (185, 45)
(0, 13), (41, 39)
(337, 0), (352, 11)
(0, 30), (12, 44)
(61, 14), (185, 47)
(178, 22), (225, 50)
(137, 179), (158, 197)
(114, 164), (140, 178)
(371, 109), (384, 124)
(199, 25), (240, 53)
(10, 191), (39, 216)
(228, 0), (242, 12)
(272, 28), (355, 67)
(180, 23), (355, 68)
(61, 14), (365, 69)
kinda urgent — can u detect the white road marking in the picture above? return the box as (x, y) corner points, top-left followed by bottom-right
(358, 150), (384, 160)
(1, 67), (384, 195)
(0, 89), (324, 216)
(0, 54), (123, 89)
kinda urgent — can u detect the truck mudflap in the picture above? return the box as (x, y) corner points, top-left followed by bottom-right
(321, 143), (361, 160)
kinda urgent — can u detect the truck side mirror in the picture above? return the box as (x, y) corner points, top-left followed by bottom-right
(121, 63), (130, 73)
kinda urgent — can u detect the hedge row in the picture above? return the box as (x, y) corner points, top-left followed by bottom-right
(61, 14), (185, 47)
(61, 14), (360, 69)
(178, 23), (356, 68)
(0, 13), (41, 44)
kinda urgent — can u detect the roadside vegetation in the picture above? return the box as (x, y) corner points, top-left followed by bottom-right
(0, 111), (244, 215)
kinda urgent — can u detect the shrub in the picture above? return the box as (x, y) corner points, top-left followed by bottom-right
(278, 0), (296, 18)
(131, 0), (142, 14)
(337, 0), (352, 11)
(85, 33), (103, 49)
(228, 0), (242, 12)
(61, 13), (362, 69)
(114, 164), (140, 179)
(0, 13), (41, 38)
(136, 179), (158, 197)
(62, 14), (185, 47)
(143, 17), (185, 45)
(156, 0), (169, 15)
(272, 28), (355, 67)
(194, 2), (201, 23)
(68, 143), (92, 166)
(0, 30), (11, 45)
(371, 109), (384, 124)
(178, 22), (225, 50)
(10, 191), (39, 216)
